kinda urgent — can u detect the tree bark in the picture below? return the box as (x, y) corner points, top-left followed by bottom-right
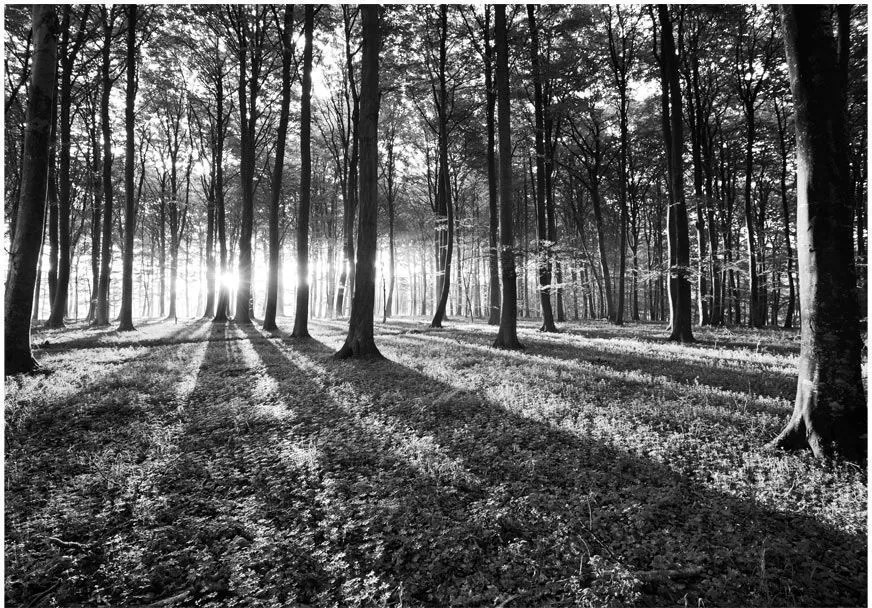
(95, 7), (115, 326)
(264, 6), (294, 331)
(493, 4), (522, 350)
(5, 5), (58, 374)
(118, 5), (137, 331)
(292, 6), (314, 338)
(335, 4), (382, 360)
(770, 6), (865, 461)
(658, 5), (694, 343)
(527, 5), (557, 332)
(430, 5), (454, 329)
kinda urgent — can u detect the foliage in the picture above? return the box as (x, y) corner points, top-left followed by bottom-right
(5, 319), (866, 607)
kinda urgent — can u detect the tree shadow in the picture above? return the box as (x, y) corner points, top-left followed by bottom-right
(31, 319), (213, 356)
(239, 326), (865, 608)
(10, 322), (862, 607)
(5, 322), (215, 605)
(395, 324), (797, 402)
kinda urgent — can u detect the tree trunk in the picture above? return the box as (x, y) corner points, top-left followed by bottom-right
(430, 6), (453, 329)
(47, 7), (73, 328)
(233, 8), (257, 325)
(5, 5), (57, 374)
(659, 5), (694, 342)
(292, 6), (314, 338)
(770, 6), (865, 461)
(335, 4), (381, 359)
(493, 4), (522, 350)
(483, 7), (500, 325)
(264, 6), (294, 331)
(95, 8), (115, 326)
(774, 98), (796, 329)
(213, 51), (229, 323)
(527, 5), (556, 332)
(118, 5), (137, 331)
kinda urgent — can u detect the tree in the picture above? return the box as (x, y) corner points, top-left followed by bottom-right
(46, 5), (90, 328)
(656, 5), (694, 343)
(429, 5), (455, 329)
(492, 4), (522, 350)
(5, 6), (58, 374)
(769, 5), (865, 461)
(460, 6), (500, 325)
(263, 5), (294, 331)
(118, 5), (138, 331)
(527, 4), (557, 332)
(291, 6), (315, 338)
(335, 4), (382, 360)
(732, 6), (777, 328)
(94, 6), (119, 326)
(605, 6), (639, 326)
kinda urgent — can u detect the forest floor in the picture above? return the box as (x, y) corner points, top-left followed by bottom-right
(5, 316), (867, 607)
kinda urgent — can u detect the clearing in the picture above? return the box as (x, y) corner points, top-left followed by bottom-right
(5, 318), (867, 607)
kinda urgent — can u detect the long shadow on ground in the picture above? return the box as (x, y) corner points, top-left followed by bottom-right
(8, 323), (864, 607)
(5, 321), (211, 605)
(390, 323), (797, 402)
(237, 327), (863, 607)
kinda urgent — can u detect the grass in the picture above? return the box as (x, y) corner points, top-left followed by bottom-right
(5, 317), (867, 607)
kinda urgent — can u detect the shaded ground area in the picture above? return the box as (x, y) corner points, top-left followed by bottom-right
(6, 318), (866, 607)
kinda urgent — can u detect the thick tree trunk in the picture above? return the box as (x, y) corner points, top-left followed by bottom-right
(264, 6), (294, 331)
(292, 6), (314, 338)
(770, 6), (865, 461)
(493, 4), (522, 350)
(5, 6), (57, 374)
(118, 5), (137, 331)
(335, 5), (381, 360)
(659, 6), (694, 343)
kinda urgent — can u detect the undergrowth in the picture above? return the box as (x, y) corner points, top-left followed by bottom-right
(5, 318), (866, 607)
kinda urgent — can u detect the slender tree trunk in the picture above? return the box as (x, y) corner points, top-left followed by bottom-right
(527, 5), (557, 332)
(47, 80), (58, 313)
(771, 5), (865, 461)
(493, 4), (522, 349)
(5, 6), (58, 374)
(213, 59), (229, 323)
(483, 8), (500, 325)
(430, 6), (453, 329)
(292, 6), (314, 338)
(95, 8), (115, 326)
(47, 7), (72, 328)
(264, 6), (294, 331)
(775, 100), (796, 329)
(336, 4), (381, 359)
(118, 5), (137, 331)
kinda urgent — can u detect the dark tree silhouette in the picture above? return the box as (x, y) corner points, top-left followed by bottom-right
(656, 5), (694, 343)
(335, 5), (382, 360)
(46, 5), (90, 328)
(292, 5), (314, 339)
(769, 5), (865, 461)
(263, 6), (294, 332)
(5, 6), (58, 374)
(118, 4), (138, 331)
(492, 4), (522, 351)
(94, 6), (118, 326)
